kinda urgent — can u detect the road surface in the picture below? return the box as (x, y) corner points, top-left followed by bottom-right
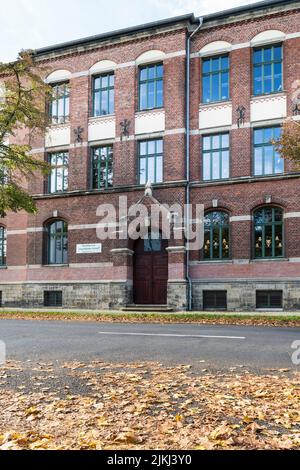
(0, 320), (299, 370)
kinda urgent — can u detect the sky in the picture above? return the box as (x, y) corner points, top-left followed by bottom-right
(1, 0), (260, 62)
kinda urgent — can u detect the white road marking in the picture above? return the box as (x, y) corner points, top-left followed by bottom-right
(98, 332), (246, 340)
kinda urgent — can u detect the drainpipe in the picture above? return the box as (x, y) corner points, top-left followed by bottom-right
(186, 17), (203, 311)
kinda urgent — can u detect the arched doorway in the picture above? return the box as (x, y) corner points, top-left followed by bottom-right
(133, 231), (168, 305)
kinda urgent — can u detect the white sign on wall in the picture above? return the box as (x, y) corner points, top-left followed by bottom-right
(76, 244), (102, 254)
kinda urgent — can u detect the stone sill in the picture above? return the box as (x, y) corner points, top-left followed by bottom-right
(135, 107), (164, 116)
(199, 100), (232, 109)
(88, 114), (115, 121)
(250, 91), (287, 101)
(250, 258), (288, 263)
(42, 264), (69, 268)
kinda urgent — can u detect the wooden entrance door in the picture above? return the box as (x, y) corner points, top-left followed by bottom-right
(133, 234), (168, 305)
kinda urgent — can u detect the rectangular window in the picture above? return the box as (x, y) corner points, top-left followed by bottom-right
(253, 126), (283, 176)
(203, 291), (227, 311)
(92, 73), (115, 116)
(91, 146), (113, 189)
(203, 133), (230, 180)
(253, 44), (283, 95)
(256, 290), (283, 309)
(49, 82), (69, 125)
(48, 152), (69, 194)
(138, 139), (163, 185)
(202, 55), (229, 103)
(139, 63), (163, 111)
(0, 291), (2, 307)
(0, 227), (6, 267)
(44, 291), (63, 308)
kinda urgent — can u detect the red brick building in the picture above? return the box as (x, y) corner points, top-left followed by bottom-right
(1, 0), (300, 311)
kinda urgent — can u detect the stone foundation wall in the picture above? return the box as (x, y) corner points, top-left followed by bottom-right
(167, 281), (188, 310)
(1, 280), (300, 311)
(0, 282), (133, 310)
(192, 280), (300, 311)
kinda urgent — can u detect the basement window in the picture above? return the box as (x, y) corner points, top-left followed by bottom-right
(44, 291), (63, 308)
(203, 290), (227, 311)
(256, 290), (283, 309)
(0, 291), (2, 307)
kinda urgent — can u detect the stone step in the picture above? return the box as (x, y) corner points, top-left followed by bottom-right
(122, 305), (174, 313)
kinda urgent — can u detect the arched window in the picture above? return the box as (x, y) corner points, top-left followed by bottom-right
(204, 211), (230, 260)
(46, 220), (68, 265)
(0, 226), (7, 266)
(254, 207), (283, 259)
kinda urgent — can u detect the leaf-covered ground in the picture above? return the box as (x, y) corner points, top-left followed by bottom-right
(1, 311), (300, 327)
(0, 360), (299, 450)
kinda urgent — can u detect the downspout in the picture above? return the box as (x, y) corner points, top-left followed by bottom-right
(186, 17), (203, 311)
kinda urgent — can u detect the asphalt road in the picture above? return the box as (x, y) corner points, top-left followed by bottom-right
(0, 320), (300, 371)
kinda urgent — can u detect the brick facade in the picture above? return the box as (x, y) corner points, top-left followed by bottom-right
(1, 0), (300, 311)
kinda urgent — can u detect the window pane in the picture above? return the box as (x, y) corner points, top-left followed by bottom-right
(273, 126), (282, 140)
(203, 136), (211, 151)
(140, 68), (147, 81)
(212, 74), (220, 101)
(222, 226), (230, 258)
(156, 156), (163, 183)
(221, 56), (229, 70)
(203, 153), (211, 180)
(94, 77), (101, 89)
(275, 224), (283, 257)
(148, 66), (155, 80)
(156, 79), (163, 107)
(202, 59), (210, 74)
(212, 135), (220, 150)
(148, 157), (155, 183)
(56, 168), (63, 192)
(148, 81), (155, 108)
(264, 127), (273, 143)
(139, 158), (146, 185)
(212, 225), (220, 258)
(255, 225), (263, 258)
(101, 90), (108, 114)
(212, 152), (220, 180)
(264, 225), (273, 257)
(93, 91), (101, 116)
(221, 72), (229, 100)
(221, 133), (229, 148)
(264, 47), (272, 62)
(221, 151), (229, 179)
(254, 66), (262, 95)
(254, 147), (263, 175)
(202, 75), (211, 103)
(109, 74), (115, 87)
(109, 89), (115, 114)
(65, 96), (69, 118)
(148, 140), (155, 155)
(275, 153), (284, 174)
(274, 45), (282, 61)
(139, 83), (147, 110)
(274, 62), (282, 91)
(264, 146), (273, 174)
(253, 49), (262, 64)
(101, 75), (108, 88)
(139, 142), (147, 155)
(156, 64), (163, 78)
(264, 64), (272, 94)
(254, 129), (263, 145)
(156, 139), (163, 154)
(212, 57), (219, 72)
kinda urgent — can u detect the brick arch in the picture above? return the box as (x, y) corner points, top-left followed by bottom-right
(250, 200), (286, 215)
(43, 213), (70, 228)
